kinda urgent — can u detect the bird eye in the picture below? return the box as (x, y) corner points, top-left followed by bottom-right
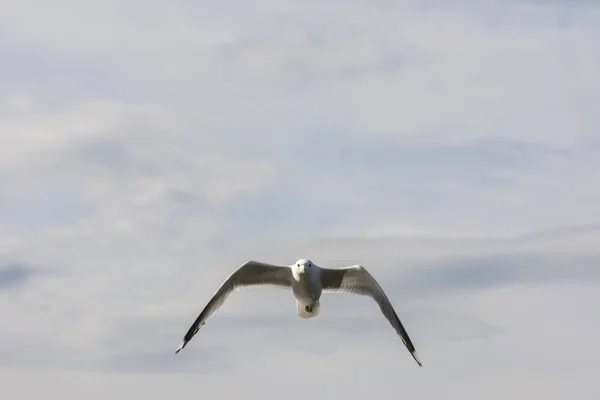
(308, 263), (311, 267)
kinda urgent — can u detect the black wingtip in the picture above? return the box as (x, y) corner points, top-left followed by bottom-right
(176, 323), (203, 354)
(175, 341), (187, 354)
(412, 351), (423, 367)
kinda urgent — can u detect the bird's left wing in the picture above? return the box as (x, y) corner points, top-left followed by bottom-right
(320, 265), (422, 366)
(175, 260), (292, 353)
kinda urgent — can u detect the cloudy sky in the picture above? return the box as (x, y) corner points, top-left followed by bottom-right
(1, 0), (600, 398)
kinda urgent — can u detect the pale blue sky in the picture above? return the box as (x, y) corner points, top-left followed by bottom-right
(1, 1), (600, 399)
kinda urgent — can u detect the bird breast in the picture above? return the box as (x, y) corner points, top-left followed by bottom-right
(291, 274), (322, 302)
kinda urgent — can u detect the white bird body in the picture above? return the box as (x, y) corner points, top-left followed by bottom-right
(290, 258), (322, 316)
(175, 258), (422, 366)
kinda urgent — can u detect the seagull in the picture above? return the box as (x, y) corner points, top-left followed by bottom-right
(175, 258), (422, 366)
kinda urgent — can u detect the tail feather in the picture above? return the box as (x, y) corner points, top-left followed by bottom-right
(296, 300), (320, 319)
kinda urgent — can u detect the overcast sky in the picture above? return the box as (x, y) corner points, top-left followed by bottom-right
(1, 0), (600, 399)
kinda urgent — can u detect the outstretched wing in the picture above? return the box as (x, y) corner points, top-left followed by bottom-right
(320, 265), (422, 366)
(175, 260), (292, 353)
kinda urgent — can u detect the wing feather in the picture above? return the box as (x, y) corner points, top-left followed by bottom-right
(175, 260), (292, 353)
(320, 265), (422, 366)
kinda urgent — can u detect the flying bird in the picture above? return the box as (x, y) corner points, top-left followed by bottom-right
(175, 258), (422, 366)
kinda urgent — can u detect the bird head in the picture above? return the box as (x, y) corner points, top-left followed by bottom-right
(294, 259), (313, 275)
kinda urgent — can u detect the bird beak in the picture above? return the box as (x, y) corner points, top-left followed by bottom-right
(299, 266), (306, 274)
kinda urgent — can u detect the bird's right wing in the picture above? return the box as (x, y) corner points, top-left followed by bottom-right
(320, 265), (422, 366)
(175, 260), (292, 353)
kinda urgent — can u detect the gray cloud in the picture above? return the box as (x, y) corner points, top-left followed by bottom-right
(0, 263), (38, 289)
(395, 252), (600, 299)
